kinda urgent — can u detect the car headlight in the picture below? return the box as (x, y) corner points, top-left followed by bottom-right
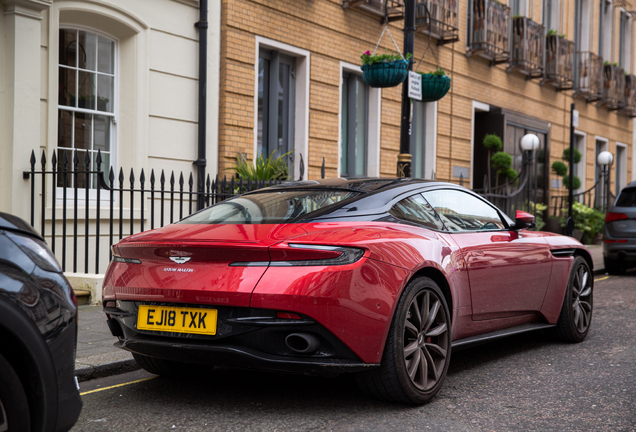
(5, 231), (62, 273)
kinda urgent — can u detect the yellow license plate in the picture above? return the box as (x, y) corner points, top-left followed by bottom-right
(137, 305), (217, 335)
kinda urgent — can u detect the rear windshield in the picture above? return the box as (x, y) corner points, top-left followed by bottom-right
(180, 190), (360, 224)
(616, 187), (636, 207)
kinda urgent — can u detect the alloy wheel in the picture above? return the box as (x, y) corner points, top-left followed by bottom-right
(571, 263), (592, 334)
(403, 289), (449, 391)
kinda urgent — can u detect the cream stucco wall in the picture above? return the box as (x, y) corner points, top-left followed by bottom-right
(0, 0), (220, 275)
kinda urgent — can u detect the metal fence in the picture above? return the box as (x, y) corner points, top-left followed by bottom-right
(24, 149), (281, 274)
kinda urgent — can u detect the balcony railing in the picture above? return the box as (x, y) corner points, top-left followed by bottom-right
(507, 17), (544, 78)
(620, 74), (636, 117)
(415, 0), (459, 45)
(342, 0), (404, 22)
(600, 63), (626, 110)
(574, 52), (603, 101)
(467, 0), (510, 64)
(542, 35), (574, 90)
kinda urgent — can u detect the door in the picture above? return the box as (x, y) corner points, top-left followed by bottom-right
(423, 189), (552, 320)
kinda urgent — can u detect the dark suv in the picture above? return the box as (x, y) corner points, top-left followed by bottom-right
(604, 181), (636, 274)
(0, 212), (82, 431)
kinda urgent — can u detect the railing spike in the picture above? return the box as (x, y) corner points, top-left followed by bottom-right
(119, 167), (124, 184)
(150, 169), (155, 184)
(96, 149), (102, 166)
(63, 150), (69, 165)
(189, 173), (194, 187)
(129, 168), (135, 183)
(140, 169), (146, 184)
(179, 172), (184, 187)
(321, 157), (325, 179)
(84, 151), (91, 168)
(73, 150), (79, 166)
(41, 149), (47, 165)
(160, 169), (166, 183)
(109, 166), (115, 182)
(30, 150), (36, 165)
(170, 171), (175, 186)
(51, 150), (57, 166)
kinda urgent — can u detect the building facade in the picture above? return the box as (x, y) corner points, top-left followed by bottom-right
(219, 0), (635, 209)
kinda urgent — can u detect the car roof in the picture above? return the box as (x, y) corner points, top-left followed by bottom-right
(252, 177), (448, 193)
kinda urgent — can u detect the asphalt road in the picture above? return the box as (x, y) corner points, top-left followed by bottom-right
(71, 273), (636, 432)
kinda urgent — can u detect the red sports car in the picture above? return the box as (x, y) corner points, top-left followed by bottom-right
(102, 178), (593, 404)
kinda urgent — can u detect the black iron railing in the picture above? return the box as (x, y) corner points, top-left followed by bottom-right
(543, 35), (574, 90)
(415, 0), (459, 44)
(24, 149), (282, 274)
(574, 51), (603, 101)
(600, 63), (626, 110)
(507, 16), (544, 78)
(467, 0), (510, 64)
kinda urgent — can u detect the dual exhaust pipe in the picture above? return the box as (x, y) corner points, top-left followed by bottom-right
(285, 333), (320, 354)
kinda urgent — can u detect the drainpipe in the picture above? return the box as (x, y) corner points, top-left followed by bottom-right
(194, 0), (208, 210)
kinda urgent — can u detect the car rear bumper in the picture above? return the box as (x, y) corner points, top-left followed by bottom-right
(106, 301), (377, 375)
(603, 232), (636, 262)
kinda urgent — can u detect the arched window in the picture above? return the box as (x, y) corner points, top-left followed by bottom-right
(58, 28), (116, 190)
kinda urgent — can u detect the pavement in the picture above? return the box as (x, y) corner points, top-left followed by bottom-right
(73, 245), (606, 382)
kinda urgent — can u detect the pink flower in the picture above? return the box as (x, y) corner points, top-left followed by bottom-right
(364, 50), (371, 55)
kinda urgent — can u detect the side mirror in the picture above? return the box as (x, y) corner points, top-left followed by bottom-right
(513, 210), (535, 230)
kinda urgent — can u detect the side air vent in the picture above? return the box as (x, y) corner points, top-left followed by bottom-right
(550, 249), (576, 257)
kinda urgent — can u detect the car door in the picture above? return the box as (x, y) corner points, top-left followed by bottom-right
(422, 189), (552, 320)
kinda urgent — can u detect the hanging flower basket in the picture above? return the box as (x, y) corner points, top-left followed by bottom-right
(361, 60), (409, 88)
(420, 74), (451, 102)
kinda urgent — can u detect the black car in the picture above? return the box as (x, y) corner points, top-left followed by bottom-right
(604, 181), (636, 274)
(0, 212), (82, 431)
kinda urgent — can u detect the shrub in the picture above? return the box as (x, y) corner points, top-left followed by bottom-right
(483, 134), (503, 152)
(562, 148), (582, 164)
(491, 151), (512, 172)
(552, 161), (568, 176)
(231, 151), (290, 181)
(562, 174), (581, 190)
(560, 202), (605, 244)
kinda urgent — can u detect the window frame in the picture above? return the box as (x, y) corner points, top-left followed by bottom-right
(422, 189), (512, 233)
(56, 25), (118, 203)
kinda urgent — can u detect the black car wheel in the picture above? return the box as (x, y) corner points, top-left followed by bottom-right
(0, 353), (30, 432)
(356, 277), (451, 404)
(604, 256), (626, 275)
(133, 353), (212, 377)
(555, 256), (593, 343)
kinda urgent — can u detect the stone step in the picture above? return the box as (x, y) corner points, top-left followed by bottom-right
(74, 289), (91, 306)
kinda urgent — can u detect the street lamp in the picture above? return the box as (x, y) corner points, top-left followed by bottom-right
(598, 151), (614, 212)
(520, 133), (539, 219)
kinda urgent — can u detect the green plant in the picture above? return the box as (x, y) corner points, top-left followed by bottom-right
(562, 174), (581, 190)
(361, 50), (412, 66)
(483, 134), (503, 188)
(562, 148), (582, 164)
(421, 67), (446, 77)
(547, 29), (558, 36)
(230, 150), (290, 181)
(559, 202), (605, 244)
(552, 161), (568, 176)
(491, 151), (513, 189)
(604, 60), (611, 66)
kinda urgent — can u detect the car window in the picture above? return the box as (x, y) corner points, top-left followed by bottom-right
(422, 190), (506, 232)
(390, 194), (445, 230)
(180, 190), (360, 224)
(616, 187), (636, 207)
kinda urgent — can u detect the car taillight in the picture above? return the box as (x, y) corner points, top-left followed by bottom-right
(605, 212), (628, 223)
(269, 244), (365, 266)
(604, 239), (628, 243)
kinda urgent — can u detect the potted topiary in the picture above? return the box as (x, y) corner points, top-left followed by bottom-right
(360, 50), (411, 88)
(419, 67), (451, 102)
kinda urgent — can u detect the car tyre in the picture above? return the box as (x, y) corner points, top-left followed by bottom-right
(355, 277), (451, 404)
(0, 353), (31, 432)
(554, 256), (593, 343)
(132, 353), (212, 377)
(603, 256), (626, 275)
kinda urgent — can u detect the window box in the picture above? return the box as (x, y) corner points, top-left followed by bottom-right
(507, 16), (544, 78)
